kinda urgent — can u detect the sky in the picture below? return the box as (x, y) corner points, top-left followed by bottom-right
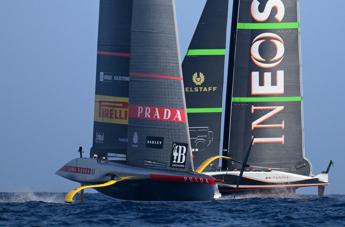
(0, 0), (344, 194)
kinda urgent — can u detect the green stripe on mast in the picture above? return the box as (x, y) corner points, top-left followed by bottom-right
(187, 49), (226, 56)
(237, 22), (300, 30)
(232, 97), (303, 103)
(187, 108), (223, 113)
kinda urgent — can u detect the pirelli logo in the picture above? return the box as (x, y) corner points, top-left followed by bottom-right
(94, 95), (128, 125)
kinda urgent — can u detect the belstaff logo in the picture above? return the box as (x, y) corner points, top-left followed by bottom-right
(192, 72), (205, 86)
(170, 142), (188, 168)
(185, 72), (217, 93)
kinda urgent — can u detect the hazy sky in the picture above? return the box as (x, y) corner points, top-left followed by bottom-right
(0, 0), (344, 194)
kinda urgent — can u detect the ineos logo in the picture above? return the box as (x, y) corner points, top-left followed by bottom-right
(251, 33), (285, 69)
(251, 0), (285, 22)
(249, 0), (287, 145)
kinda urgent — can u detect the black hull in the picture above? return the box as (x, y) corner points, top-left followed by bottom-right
(95, 179), (215, 201)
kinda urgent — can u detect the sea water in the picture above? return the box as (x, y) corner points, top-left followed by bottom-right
(0, 193), (344, 226)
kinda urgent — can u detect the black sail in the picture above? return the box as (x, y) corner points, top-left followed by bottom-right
(225, 0), (311, 175)
(183, 0), (229, 169)
(90, 0), (132, 162)
(127, 0), (193, 172)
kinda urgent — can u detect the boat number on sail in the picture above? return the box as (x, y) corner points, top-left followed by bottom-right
(170, 142), (188, 168)
(146, 136), (164, 149)
(250, 0), (286, 145)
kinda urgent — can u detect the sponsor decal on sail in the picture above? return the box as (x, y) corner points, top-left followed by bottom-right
(190, 127), (214, 152)
(95, 132), (105, 144)
(144, 160), (167, 169)
(94, 95), (128, 125)
(131, 131), (139, 148)
(170, 142), (188, 168)
(185, 72), (217, 93)
(61, 166), (95, 175)
(192, 72), (205, 85)
(250, 0), (286, 144)
(129, 105), (186, 123)
(99, 72), (129, 83)
(107, 153), (127, 161)
(146, 136), (164, 149)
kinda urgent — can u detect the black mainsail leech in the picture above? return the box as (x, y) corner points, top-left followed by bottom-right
(90, 0), (132, 161)
(183, 0), (229, 169)
(127, 0), (193, 172)
(225, 0), (311, 176)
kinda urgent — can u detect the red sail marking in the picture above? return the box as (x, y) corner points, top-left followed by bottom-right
(98, 101), (128, 121)
(97, 51), (130, 57)
(130, 72), (183, 81)
(150, 174), (217, 185)
(129, 105), (186, 123)
(99, 101), (129, 109)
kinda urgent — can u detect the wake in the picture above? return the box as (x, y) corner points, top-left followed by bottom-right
(0, 192), (65, 203)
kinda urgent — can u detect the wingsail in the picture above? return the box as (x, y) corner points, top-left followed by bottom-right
(224, 0), (311, 176)
(183, 0), (229, 169)
(127, 0), (194, 172)
(90, 0), (132, 161)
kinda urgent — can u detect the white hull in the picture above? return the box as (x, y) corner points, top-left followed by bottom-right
(205, 170), (328, 195)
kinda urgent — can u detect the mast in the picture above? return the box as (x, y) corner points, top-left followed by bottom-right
(183, 0), (229, 169)
(127, 0), (193, 172)
(222, 0), (240, 170)
(90, 0), (132, 161)
(225, 0), (311, 175)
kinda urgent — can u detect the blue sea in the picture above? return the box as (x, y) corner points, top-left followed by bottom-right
(0, 193), (344, 226)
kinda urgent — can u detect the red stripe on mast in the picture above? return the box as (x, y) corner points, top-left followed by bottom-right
(130, 72), (182, 81)
(97, 51), (130, 57)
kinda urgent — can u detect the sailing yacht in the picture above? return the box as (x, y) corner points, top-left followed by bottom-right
(184, 0), (330, 196)
(57, 0), (218, 202)
(57, 0), (330, 202)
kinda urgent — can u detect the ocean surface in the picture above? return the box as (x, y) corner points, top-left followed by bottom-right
(0, 193), (344, 226)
